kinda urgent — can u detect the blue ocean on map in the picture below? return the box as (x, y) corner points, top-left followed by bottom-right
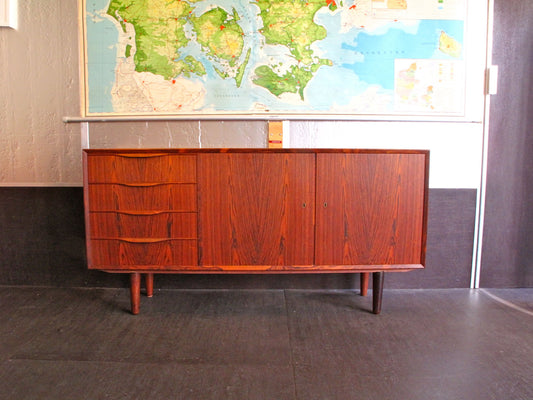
(86, 0), (118, 113)
(340, 19), (464, 90)
(308, 13), (464, 109)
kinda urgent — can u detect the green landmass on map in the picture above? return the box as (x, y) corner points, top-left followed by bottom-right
(175, 55), (207, 78)
(105, 0), (335, 100)
(254, 0), (333, 99)
(236, 48), (252, 88)
(107, 0), (248, 85)
(107, 0), (204, 80)
(189, 7), (245, 68)
(254, 61), (331, 100)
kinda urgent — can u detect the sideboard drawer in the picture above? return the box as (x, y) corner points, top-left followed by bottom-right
(87, 154), (196, 183)
(89, 239), (198, 269)
(87, 184), (197, 211)
(88, 212), (197, 239)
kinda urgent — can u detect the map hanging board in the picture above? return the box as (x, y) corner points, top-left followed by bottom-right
(82, 0), (467, 118)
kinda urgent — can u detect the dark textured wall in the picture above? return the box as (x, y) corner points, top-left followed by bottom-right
(481, 0), (533, 287)
(0, 187), (126, 288)
(0, 187), (475, 290)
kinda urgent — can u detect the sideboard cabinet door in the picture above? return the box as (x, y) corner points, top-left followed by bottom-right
(315, 152), (427, 266)
(198, 153), (315, 267)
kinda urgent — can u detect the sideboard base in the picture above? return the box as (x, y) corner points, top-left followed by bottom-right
(124, 271), (389, 315)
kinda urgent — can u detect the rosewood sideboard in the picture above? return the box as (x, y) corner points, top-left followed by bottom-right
(83, 149), (429, 314)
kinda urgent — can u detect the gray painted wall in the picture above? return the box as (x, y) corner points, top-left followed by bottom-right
(0, 1), (81, 184)
(481, 0), (533, 287)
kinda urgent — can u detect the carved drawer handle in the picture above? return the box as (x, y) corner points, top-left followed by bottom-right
(117, 238), (174, 244)
(116, 153), (167, 158)
(116, 182), (166, 187)
(115, 211), (168, 216)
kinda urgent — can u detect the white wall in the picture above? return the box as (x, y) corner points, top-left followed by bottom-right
(289, 121), (484, 189)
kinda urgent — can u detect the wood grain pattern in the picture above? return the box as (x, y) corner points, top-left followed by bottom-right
(84, 149), (428, 272)
(87, 184), (197, 212)
(88, 212), (197, 239)
(84, 152), (199, 271)
(87, 154), (196, 183)
(315, 153), (426, 266)
(130, 273), (141, 314)
(198, 153), (315, 266)
(90, 239), (198, 269)
(83, 149), (429, 314)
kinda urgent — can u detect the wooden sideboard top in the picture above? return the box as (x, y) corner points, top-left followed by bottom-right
(83, 148), (429, 155)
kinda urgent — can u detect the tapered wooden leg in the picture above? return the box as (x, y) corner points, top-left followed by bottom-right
(130, 273), (141, 315)
(145, 273), (154, 297)
(360, 272), (369, 296)
(372, 272), (384, 315)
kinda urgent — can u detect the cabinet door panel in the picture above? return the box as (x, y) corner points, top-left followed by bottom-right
(198, 153), (315, 266)
(87, 154), (196, 183)
(316, 153), (426, 265)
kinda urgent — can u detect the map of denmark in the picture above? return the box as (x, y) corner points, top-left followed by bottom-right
(84, 0), (466, 116)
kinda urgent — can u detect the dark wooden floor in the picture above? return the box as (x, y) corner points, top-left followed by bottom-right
(0, 287), (531, 400)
